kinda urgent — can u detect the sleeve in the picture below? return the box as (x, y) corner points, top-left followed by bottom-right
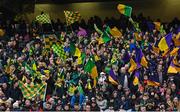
(70, 96), (76, 108)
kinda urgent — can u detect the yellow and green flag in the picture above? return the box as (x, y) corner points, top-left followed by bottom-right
(117, 4), (132, 17)
(36, 13), (51, 24)
(64, 10), (81, 26)
(84, 57), (98, 87)
(18, 81), (47, 101)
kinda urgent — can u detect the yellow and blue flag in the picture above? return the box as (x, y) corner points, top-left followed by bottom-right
(168, 57), (180, 74)
(133, 70), (140, 86)
(135, 47), (148, 68)
(128, 58), (137, 73)
(108, 69), (118, 85)
(158, 32), (173, 51)
(170, 47), (179, 56)
(147, 80), (160, 86)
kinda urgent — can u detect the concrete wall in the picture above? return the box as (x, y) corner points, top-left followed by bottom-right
(25, 0), (180, 22)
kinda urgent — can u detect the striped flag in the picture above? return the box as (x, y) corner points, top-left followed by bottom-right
(117, 4), (132, 17)
(64, 10), (81, 26)
(36, 13), (51, 24)
(18, 81), (47, 101)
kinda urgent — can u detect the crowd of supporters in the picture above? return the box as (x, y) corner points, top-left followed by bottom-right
(0, 13), (179, 111)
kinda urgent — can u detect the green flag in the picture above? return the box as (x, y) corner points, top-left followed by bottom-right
(52, 44), (67, 60)
(160, 25), (166, 35)
(78, 83), (84, 94)
(70, 43), (76, 56)
(23, 62), (36, 79)
(102, 32), (111, 43)
(105, 67), (111, 74)
(84, 58), (96, 73)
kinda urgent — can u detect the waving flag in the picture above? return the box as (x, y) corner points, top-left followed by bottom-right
(117, 4), (132, 17)
(69, 43), (86, 65)
(128, 58), (137, 73)
(134, 32), (142, 41)
(102, 32), (111, 43)
(52, 44), (67, 60)
(23, 62), (36, 80)
(97, 32), (111, 45)
(70, 43), (81, 57)
(36, 13), (51, 24)
(43, 35), (56, 51)
(154, 22), (161, 31)
(74, 47), (81, 57)
(173, 36), (180, 47)
(133, 70), (140, 86)
(94, 24), (103, 35)
(147, 72), (160, 86)
(64, 10), (81, 26)
(160, 25), (166, 34)
(110, 27), (122, 38)
(77, 52), (86, 65)
(135, 47), (148, 68)
(77, 27), (87, 37)
(19, 81), (47, 101)
(152, 45), (160, 54)
(168, 57), (180, 74)
(108, 69), (118, 85)
(84, 57), (98, 87)
(147, 81), (160, 86)
(158, 32), (173, 51)
(170, 47), (179, 56)
(32, 61), (37, 71)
